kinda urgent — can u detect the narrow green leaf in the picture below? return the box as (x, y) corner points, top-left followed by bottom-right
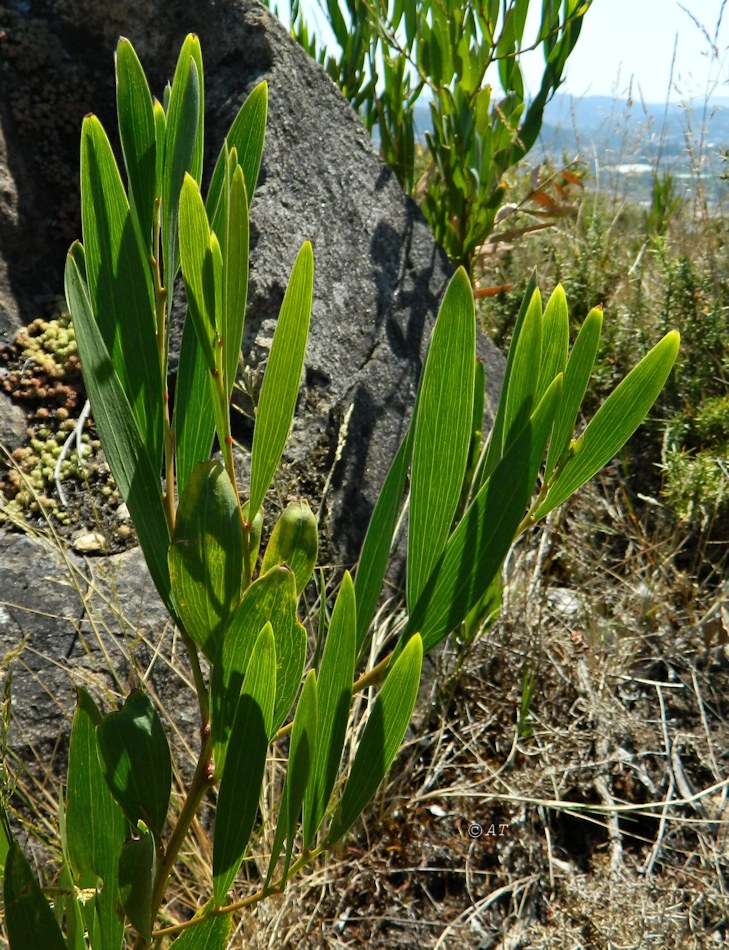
(271, 616), (307, 736)
(535, 330), (680, 517)
(65, 250), (172, 614)
(544, 305), (603, 480)
(118, 829), (156, 943)
(66, 688), (127, 950)
(80, 115), (162, 470)
(173, 315), (216, 499)
(169, 912), (232, 948)
(407, 267), (476, 612)
(212, 566), (299, 777)
(222, 161), (249, 397)
(187, 36), (205, 186)
(0, 801), (11, 874)
(207, 82), (268, 229)
(168, 460), (244, 660)
(116, 37), (157, 254)
(326, 634), (423, 844)
(477, 271), (538, 488)
(536, 283), (569, 403)
(406, 376), (563, 653)
(354, 426), (413, 656)
(249, 241), (314, 517)
(304, 572), (355, 846)
(213, 624), (276, 903)
(3, 844), (66, 950)
(56, 859), (85, 950)
(174, 70), (258, 502)
(179, 173), (216, 371)
(503, 287), (542, 451)
(163, 43), (201, 291)
(96, 690), (172, 839)
(153, 98), (166, 203)
(284, 669), (318, 877)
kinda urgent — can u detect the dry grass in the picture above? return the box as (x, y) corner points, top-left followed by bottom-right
(1, 359), (728, 949)
(226, 471), (729, 948)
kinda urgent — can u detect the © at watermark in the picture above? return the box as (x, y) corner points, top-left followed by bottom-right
(467, 821), (510, 839)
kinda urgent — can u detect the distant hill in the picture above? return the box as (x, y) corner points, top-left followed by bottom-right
(409, 92), (729, 204)
(537, 94), (729, 203)
(538, 93), (729, 162)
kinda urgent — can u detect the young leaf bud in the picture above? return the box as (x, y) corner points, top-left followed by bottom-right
(261, 499), (318, 595)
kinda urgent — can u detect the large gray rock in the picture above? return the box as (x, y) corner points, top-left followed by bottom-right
(0, 532), (198, 769)
(0, 533), (86, 762)
(0, 0), (504, 571)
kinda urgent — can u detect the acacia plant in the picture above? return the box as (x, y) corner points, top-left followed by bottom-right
(283, 0), (591, 269)
(1, 33), (678, 948)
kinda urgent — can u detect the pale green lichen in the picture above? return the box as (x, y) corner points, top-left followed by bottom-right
(0, 313), (124, 535)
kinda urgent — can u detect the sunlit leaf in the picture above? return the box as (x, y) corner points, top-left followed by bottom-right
(536, 330), (680, 517)
(406, 375), (563, 652)
(304, 572), (355, 846)
(168, 460), (243, 660)
(544, 305), (602, 480)
(407, 267), (476, 612)
(249, 241), (314, 517)
(65, 250), (172, 614)
(179, 173), (216, 371)
(207, 82), (268, 229)
(536, 283), (569, 403)
(153, 98), (166, 201)
(116, 37), (157, 254)
(502, 286), (542, 451)
(354, 426), (412, 657)
(221, 161), (249, 397)
(173, 316), (216, 499)
(163, 38), (202, 291)
(326, 634), (423, 844)
(169, 911), (232, 948)
(79, 115), (162, 469)
(476, 271), (538, 489)
(212, 566), (300, 776)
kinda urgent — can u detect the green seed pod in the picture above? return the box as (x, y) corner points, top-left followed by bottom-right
(242, 501), (264, 577)
(261, 499), (318, 595)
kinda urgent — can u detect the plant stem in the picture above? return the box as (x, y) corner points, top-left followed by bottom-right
(183, 633), (209, 727)
(274, 652), (391, 742)
(151, 196), (176, 532)
(151, 845), (327, 940)
(213, 341), (252, 586)
(149, 729), (214, 931)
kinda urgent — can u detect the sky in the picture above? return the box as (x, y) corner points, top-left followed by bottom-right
(297, 0), (729, 105)
(541, 0), (729, 104)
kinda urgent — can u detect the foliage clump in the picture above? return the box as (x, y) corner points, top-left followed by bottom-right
(0, 29), (679, 950)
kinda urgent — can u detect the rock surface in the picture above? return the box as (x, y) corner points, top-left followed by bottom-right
(0, 390), (26, 450)
(0, 0), (504, 565)
(0, 532), (198, 768)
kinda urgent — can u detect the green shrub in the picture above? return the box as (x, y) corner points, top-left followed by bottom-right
(1, 34), (678, 947)
(280, 0), (591, 270)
